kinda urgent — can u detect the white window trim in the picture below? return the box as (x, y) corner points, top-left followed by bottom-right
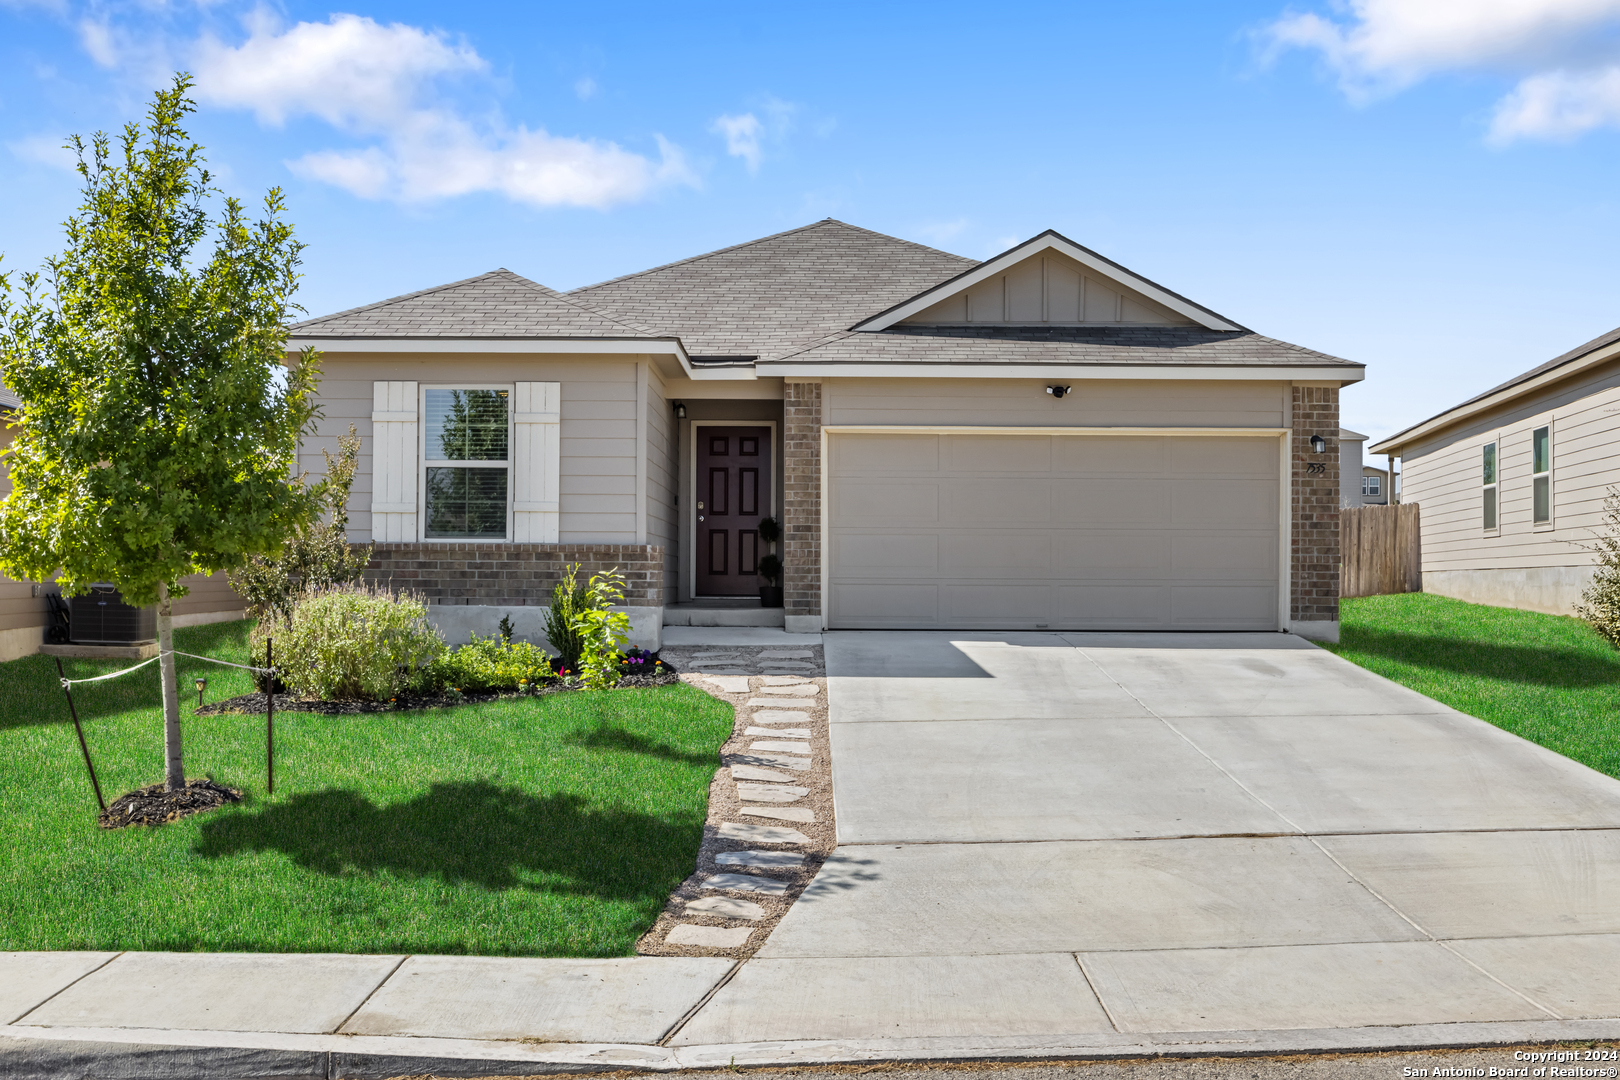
(1483, 439), (1499, 535)
(419, 384), (515, 542)
(1532, 420), (1554, 530)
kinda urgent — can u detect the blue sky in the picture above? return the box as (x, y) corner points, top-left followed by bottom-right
(5, 1), (1620, 444)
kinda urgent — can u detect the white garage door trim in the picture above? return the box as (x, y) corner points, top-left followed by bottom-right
(820, 425), (1292, 631)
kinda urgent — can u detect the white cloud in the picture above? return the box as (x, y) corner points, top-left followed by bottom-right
(712, 112), (763, 172)
(574, 76), (598, 101)
(7, 132), (77, 170)
(187, 13), (690, 209)
(77, 17), (121, 68)
(1262, 0), (1620, 141)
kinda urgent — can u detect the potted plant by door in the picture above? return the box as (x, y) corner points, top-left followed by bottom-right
(757, 515), (783, 607)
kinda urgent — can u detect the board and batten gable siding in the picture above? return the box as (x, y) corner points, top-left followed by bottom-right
(901, 250), (1197, 327)
(300, 355), (646, 545)
(1400, 356), (1620, 577)
(821, 378), (1289, 429)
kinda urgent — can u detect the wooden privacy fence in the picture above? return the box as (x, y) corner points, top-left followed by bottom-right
(1341, 503), (1421, 598)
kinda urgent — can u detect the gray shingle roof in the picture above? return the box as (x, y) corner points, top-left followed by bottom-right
(289, 268), (656, 339)
(762, 325), (1359, 369)
(568, 219), (977, 359)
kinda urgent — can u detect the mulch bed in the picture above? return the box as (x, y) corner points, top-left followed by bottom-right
(98, 778), (243, 830)
(195, 670), (682, 716)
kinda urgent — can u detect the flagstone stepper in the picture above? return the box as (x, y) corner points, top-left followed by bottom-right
(746, 726), (811, 738)
(735, 782), (810, 802)
(686, 895), (766, 920)
(730, 764), (798, 783)
(705, 871), (793, 894)
(719, 821), (811, 844)
(728, 752), (811, 771)
(741, 805), (816, 823)
(667, 924), (753, 948)
(749, 740), (812, 753)
(715, 850), (806, 870)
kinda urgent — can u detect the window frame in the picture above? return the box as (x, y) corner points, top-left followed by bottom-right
(1532, 422), (1553, 528)
(418, 383), (515, 542)
(1482, 440), (1499, 533)
(1362, 473), (1381, 499)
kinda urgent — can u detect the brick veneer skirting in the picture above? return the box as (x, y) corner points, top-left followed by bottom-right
(363, 543), (666, 606)
(1292, 386), (1340, 622)
(783, 381), (823, 618)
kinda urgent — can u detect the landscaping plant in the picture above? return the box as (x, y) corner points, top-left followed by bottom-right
(233, 425), (371, 628)
(0, 75), (320, 792)
(429, 632), (554, 693)
(543, 568), (592, 675)
(1577, 486), (1620, 648)
(575, 568), (635, 690)
(255, 582), (444, 700)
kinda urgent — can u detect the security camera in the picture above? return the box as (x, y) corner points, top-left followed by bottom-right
(1046, 385), (1072, 399)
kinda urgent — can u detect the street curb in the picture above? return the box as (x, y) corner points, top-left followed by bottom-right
(7, 1018), (1620, 1078)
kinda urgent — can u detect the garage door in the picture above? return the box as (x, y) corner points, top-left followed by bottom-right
(827, 431), (1282, 631)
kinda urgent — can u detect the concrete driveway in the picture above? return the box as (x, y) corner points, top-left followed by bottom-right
(675, 631), (1620, 1046)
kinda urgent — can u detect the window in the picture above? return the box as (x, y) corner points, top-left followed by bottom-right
(424, 388), (509, 539)
(1362, 474), (1381, 498)
(1482, 443), (1497, 530)
(1533, 425), (1551, 525)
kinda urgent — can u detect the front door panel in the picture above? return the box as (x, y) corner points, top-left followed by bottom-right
(697, 426), (772, 596)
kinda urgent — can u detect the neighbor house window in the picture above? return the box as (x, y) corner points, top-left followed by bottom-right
(1362, 474), (1381, 498)
(1482, 443), (1497, 530)
(1533, 425), (1551, 525)
(424, 388), (510, 539)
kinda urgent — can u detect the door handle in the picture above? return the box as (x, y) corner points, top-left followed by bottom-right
(698, 515), (705, 522)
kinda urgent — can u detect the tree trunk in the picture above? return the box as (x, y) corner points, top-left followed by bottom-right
(158, 585), (184, 791)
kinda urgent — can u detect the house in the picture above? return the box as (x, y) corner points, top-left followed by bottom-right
(1340, 428), (1368, 507)
(1360, 466), (1389, 505)
(290, 220), (1363, 646)
(1370, 323), (1620, 615)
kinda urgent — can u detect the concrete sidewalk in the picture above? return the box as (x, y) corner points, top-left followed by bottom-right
(6, 631), (1620, 1077)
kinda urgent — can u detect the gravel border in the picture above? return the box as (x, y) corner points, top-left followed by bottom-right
(636, 643), (832, 958)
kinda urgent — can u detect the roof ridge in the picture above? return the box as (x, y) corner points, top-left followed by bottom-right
(292, 269), (521, 329)
(566, 219), (975, 296)
(499, 268), (659, 336)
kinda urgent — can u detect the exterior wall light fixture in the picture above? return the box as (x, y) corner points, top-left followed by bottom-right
(1309, 435), (1327, 454)
(1046, 385), (1072, 399)
(674, 402), (687, 419)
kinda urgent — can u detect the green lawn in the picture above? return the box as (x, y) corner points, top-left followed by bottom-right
(0, 620), (734, 956)
(1325, 592), (1620, 780)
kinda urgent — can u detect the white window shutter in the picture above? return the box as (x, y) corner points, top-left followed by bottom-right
(512, 382), (560, 542)
(370, 381), (419, 542)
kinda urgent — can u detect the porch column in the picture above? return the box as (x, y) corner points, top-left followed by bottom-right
(782, 379), (823, 632)
(1291, 384), (1342, 642)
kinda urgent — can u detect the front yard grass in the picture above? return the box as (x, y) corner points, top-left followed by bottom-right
(1325, 592), (1620, 780)
(0, 619), (734, 956)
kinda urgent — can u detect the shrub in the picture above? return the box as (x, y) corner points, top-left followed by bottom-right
(1578, 487), (1620, 648)
(428, 632), (554, 692)
(252, 582), (444, 700)
(757, 553), (782, 586)
(544, 569), (592, 674)
(575, 567), (634, 691)
(233, 425), (373, 627)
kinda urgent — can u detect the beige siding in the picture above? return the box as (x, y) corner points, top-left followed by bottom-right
(903, 250), (1195, 327)
(0, 423), (42, 635)
(1401, 358), (1620, 575)
(646, 370), (677, 603)
(304, 354), (645, 544)
(823, 378), (1289, 429)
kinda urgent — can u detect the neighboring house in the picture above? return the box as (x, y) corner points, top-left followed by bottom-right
(1340, 427), (1367, 507)
(1370, 323), (1620, 615)
(288, 220), (1364, 645)
(0, 382), (245, 662)
(1360, 466), (1389, 505)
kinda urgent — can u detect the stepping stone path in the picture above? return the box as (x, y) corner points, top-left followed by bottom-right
(719, 821), (810, 844)
(729, 763), (797, 783)
(685, 895), (764, 920)
(667, 924), (752, 948)
(704, 872), (791, 894)
(650, 643), (828, 957)
(734, 782), (808, 802)
(716, 850), (805, 870)
(740, 805), (815, 824)
(749, 710), (811, 724)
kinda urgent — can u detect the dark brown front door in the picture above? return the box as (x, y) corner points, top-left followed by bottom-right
(696, 426), (772, 596)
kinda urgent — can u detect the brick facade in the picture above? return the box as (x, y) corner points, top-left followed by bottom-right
(782, 380), (823, 619)
(1291, 386), (1341, 624)
(363, 543), (665, 606)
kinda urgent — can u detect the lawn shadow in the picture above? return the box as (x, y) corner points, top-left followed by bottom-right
(565, 725), (718, 767)
(192, 781), (703, 900)
(1341, 627), (1620, 689)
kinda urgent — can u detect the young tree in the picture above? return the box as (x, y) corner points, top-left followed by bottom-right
(0, 74), (321, 792)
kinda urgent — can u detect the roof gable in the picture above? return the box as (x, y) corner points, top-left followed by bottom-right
(290, 269), (653, 339)
(567, 219), (976, 359)
(853, 231), (1243, 333)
